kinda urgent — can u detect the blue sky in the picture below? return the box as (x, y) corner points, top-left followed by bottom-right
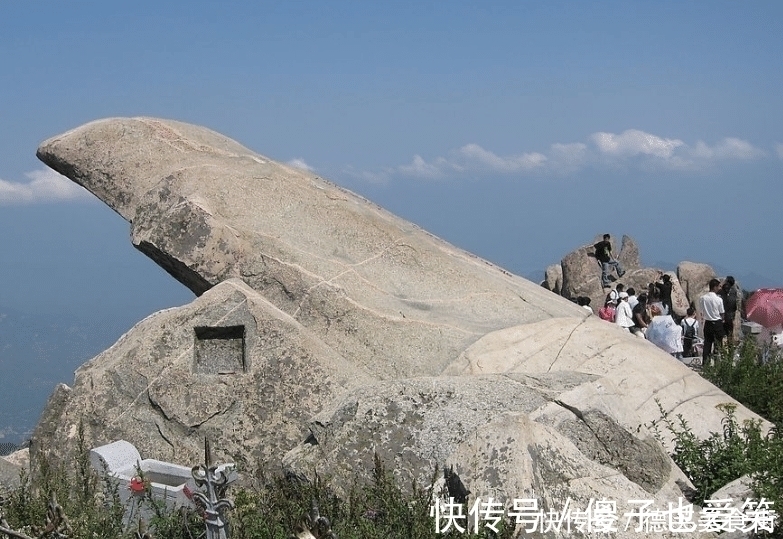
(1, 1), (782, 440)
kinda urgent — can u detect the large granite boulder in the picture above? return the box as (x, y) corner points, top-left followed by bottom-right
(677, 261), (717, 306)
(542, 263), (562, 295)
(553, 239), (709, 317)
(616, 235), (642, 272)
(33, 118), (764, 537)
(32, 279), (372, 473)
(0, 456), (22, 491)
(38, 118), (576, 381)
(560, 235), (640, 304)
(283, 376), (700, 539)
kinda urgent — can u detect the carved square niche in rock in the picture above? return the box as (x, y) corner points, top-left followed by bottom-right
(193, 325), (246, 374)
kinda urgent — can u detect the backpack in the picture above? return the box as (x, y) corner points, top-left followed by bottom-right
(606, 289), (619, 303)
(683, 319), (696, 341)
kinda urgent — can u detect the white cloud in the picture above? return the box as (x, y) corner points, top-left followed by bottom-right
(458, 144), (547, 172)
(351, 129), (770, 182)
(396, 145), (546, 179)
(692, 138), (765, 160)
(341, 165), (393, 184)
(398, 155), (445, 179)
(287, 158), (314, 171)
(591, 129), (684, 158)
(776, 143), (783, 160)
(0, 168), (92, 204)
(548, 142), (589, 172)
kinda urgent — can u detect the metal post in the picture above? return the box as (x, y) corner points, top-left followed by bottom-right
(191, 439), (235, 539)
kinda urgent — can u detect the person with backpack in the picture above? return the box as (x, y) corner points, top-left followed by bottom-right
(593, 234), (625, 289)
(606, 284), (624, 305)
(681, 307), (700, 358)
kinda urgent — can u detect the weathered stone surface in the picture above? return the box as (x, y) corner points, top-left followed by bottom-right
(710, 474), (754, 502)
(677, 261), (717, 304)
(283, 376), (549, 491)
(542, 263), (562, 295)
(1, 448), (29, 469)
(668, 271), (691, 316)
(617, 235), (641, 271)
(31, 279), (373, 475)
(38, 118), (581, 381)
(282, 375), (702, 539)
(0, 455), (21, 491)
(0, 449), (28, 492)
(708, 476), (756, 539)
(442, 316), (759, 441)
(33, 118), (766, 537)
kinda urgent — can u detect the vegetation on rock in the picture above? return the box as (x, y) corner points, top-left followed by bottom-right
(652, 338), (783, 537)
(1, 445), (512, 538)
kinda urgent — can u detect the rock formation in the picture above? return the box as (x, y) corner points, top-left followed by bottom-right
(0, 448), (28, 491)
(545, 237), (728, 319)
(558, 235), (642, 306)
(677, 261), (719, 304)
(542, 263), (562, 295)
(33, 118), (763, 537)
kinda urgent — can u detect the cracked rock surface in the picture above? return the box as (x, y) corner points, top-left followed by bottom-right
(32, 118), (761, 537)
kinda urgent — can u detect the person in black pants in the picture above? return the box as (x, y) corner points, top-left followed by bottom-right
(655, 273), (674, 316)
(594, 234), (625, 288)
(699, 278), (726, 365)
(720, 276), (739, 345)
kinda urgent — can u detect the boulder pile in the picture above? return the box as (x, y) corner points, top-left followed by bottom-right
(542, 235), (727, 318)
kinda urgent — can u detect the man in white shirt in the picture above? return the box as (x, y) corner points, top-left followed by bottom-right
(699, 278), (725, 365)
(607, 284), (624, 304)
(614, 292), (634, 331)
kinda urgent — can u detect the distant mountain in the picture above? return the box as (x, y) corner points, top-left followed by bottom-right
(524, 270), (545, 285)
(710, 264), (779, 292)
(0, 307), (130, 444)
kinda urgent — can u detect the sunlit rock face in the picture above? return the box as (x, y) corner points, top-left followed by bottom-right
(33, 118), (760, 537)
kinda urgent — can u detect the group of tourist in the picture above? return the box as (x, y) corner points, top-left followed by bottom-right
(590, 233), (739, 364)
(594, 275), (739, 364)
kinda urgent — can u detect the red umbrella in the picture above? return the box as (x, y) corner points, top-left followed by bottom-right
(745, 288), (783, 328)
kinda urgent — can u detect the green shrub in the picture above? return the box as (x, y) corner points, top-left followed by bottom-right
(652, 402), (766, 504)
(233, 454), (514, 539)
(1, 422), (125, 539)
(2, 442), (516, 538)
(702, 338), (783, 426)
(650, 337), (783, 537)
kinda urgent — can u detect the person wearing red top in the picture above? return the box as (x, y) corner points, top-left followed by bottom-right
(598, 299), (616, 322)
